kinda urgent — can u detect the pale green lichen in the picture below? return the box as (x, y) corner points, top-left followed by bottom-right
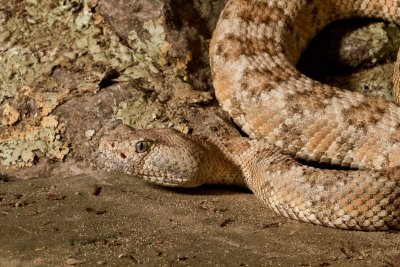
(75, 3), (92, 30)
(0, 118), (69, 167)
(114, 91), (164, 129)
(0, 0), (159, 168)
(85, 129), (95, 139)
(127, 19), (167, 63)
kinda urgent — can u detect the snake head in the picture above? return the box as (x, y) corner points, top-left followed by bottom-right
(98, 124), (206, 187)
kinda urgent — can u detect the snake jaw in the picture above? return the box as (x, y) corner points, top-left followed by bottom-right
(97, 124), (400, 230)
(139, 173), (202, 188)
(98, 124), (206, 187)
(91, 0), (400, 230)
(132, 164), (203, 187)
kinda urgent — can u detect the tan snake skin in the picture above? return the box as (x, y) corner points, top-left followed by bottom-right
(98, 0), (400, 230)
(211, 0), (400, 171)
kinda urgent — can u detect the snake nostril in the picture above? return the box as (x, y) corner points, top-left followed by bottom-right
(120, 153), (126, 159)
(111, 142), (115, 148)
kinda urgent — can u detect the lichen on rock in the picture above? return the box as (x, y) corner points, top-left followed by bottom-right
(0, 115), (69, 167)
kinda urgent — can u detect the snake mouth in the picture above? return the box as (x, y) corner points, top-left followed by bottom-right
(97, 152), (201, 187)
(136, 172), (202, 188)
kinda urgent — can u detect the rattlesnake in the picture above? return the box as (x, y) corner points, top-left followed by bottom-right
(98, 0), (400, 231)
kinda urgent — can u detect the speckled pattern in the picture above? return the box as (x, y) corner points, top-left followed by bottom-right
(99, 125), (399, 230)
(98, 0), (400, 231)
(210, 0), (400, 170)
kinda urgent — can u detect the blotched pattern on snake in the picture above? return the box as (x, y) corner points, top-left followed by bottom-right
(98, 0), (400, 231)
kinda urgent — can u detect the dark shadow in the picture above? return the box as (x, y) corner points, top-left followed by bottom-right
(146, 183), (252, 196)
(297, 18), (396, 80)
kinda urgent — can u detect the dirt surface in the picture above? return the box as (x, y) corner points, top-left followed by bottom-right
(0, 0), (400, 266)
(1, 173), (399, 266)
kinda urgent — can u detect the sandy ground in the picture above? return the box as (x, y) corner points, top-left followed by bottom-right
(1, 173), (399, 266)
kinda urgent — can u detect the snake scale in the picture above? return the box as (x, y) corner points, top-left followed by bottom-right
(98, 0), (400, 231)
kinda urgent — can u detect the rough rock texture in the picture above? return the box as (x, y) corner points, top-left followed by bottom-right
(0, 0), (237, 179)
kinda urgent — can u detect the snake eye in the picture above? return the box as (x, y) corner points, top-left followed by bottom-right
(135, 140), (151, 153)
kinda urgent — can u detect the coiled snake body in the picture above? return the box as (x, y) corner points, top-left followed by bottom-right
(98, 0), (400, 231)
